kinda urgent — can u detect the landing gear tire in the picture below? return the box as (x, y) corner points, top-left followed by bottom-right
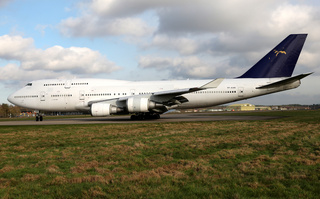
(36, 114), (43, 122)
(130, 113), (160, 120)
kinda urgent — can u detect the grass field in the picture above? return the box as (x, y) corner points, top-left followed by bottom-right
(0, 110), (319, 198)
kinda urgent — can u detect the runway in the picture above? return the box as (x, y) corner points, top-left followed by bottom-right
(0, 113), (279, 126)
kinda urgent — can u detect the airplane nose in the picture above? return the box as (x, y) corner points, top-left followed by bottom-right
(7, 93), (15, 104)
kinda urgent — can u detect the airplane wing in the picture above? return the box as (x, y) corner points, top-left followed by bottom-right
(149, 87), (204, 105)
(87, 86), (205, 108)
(88, 77), (227, 108)
(148, 78), (224, 106)
(256, 73), (312, 89)
(87, 78), (225, 115)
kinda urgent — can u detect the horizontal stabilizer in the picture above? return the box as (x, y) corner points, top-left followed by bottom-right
(256, 73), (312, 89)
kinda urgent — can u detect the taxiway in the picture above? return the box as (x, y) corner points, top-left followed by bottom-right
(0, 113), (279, 126)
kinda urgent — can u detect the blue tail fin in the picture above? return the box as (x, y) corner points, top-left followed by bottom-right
(238, 34), (307, 78)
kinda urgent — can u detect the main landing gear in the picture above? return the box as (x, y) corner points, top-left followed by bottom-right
(130, 113), (160, 120)
(35, 113), (43, 121)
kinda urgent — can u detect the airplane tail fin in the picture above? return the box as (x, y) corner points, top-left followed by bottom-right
(238, 34), (307, 78)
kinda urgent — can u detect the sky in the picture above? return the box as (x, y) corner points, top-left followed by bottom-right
(0, 0), (319, 105)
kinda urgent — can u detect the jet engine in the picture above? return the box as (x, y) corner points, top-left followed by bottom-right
(127, 97), (157, 113)
(91, 103), (119, 116)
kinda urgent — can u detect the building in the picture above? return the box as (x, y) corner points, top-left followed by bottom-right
(226, 103), (255, 111)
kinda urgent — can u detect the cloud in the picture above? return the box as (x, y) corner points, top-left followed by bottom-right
(153, 1), (320, 77)
(59, 0), (320, 40)
(60, 15), (153, 37)
(144, 35), (207, 55)
(156, 0), (277, 35)
(87, 0), (185, 18)
(0, 35), (34, 60)
(59, 0), (157, 37)
(138, 56), (216, 78)
(0, 35), (120, 84)
(58, 0), (320, 79)
(0, 63), (66, 81)
(267, 4), (315, 36)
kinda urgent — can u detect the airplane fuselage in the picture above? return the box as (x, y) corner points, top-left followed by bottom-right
(8, 77), (300, 112)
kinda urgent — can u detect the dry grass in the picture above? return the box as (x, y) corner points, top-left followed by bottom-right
(0, 110), (320, 198)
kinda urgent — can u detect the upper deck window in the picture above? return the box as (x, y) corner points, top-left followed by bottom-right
(26, 83), (32, 86)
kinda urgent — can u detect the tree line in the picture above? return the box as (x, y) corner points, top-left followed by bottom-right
(0, 103), (21, 118)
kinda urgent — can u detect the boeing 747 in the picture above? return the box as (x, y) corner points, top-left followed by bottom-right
(7, 34), (311, 120)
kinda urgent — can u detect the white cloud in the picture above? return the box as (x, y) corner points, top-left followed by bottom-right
(60, 15), (153, 37)
(299, 50), (320, 73)
(88, 0), (185, 18)
(266, 4), (316, 36)
(59, 0), (158, 37)
(20, 45), (119, 74)
(0, 35), (34, 60)
(0, 63), (67, 81)
(0, 35), (120, 83)
(59, 0), (320, 79)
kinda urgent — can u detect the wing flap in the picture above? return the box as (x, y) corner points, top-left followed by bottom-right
(88, 98), (119, 106)
(201, 78), (224, 88)
(88, 80), (216, 108)
(153, 87), (203, 96)
(150, 87), (204, 103)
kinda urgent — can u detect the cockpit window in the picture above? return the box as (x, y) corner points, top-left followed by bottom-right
(26, 83), (32, 86)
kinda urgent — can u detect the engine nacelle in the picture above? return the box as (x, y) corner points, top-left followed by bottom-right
(91, 103), (118, 117)
(127, 97), (156, 113)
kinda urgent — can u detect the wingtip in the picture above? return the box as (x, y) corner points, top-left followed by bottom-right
(302, 72), (313, 77)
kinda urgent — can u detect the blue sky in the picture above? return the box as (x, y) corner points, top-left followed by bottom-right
(0, 0), (319, 105)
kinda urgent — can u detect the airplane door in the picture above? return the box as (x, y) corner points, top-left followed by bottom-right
(238, 87), (244, 97)
(79, 90), (85, 100)
(130, 89), (135, 96)
(40, 91), (46, 101)
(65, 80), (71, 89)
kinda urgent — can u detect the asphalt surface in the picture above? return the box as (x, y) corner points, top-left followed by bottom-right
(0, 113), (279, 126)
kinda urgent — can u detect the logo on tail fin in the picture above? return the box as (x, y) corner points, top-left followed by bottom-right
(273, 49), (286, 56)
(238, 34), (307, 78)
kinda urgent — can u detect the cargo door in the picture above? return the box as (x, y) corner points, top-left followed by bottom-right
(65, 80), (71, 89)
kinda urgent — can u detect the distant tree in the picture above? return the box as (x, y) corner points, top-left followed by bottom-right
(0, 106), (3, 117)
(10, 105), (21, 117)
(0, 103), (9, 117)
(0, 104), (21, 118)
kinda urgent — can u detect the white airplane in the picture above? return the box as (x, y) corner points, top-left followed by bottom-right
(7, 34), (312, 121)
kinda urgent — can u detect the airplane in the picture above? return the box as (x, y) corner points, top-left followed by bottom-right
(7, 34), (312, 121)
